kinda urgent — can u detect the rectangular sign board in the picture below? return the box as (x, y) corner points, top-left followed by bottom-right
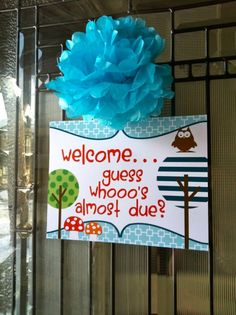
(47, 115), (209, 250)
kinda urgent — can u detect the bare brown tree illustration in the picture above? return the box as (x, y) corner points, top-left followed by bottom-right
(176, 174), (200, 249)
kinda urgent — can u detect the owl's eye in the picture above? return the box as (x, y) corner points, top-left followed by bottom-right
(178, 131), (184, 138)
(185, 131), (191, 138)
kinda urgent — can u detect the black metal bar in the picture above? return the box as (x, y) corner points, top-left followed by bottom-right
(37, 89), (52, 93)
(19, 26), (36, 31)
(174, 21), (236, 34)
(37, 44), (62, 50)
(175, 77), (206, 83)
(0, 8), (17, 13)
(89, 242), (93, 315)
(38, 19), (89, 29)
(128, 0), (132, 14)
(17, 0), (77, 9)
(171, 9), (177, 315)
(32, 5), (39, 315)
(60, 241), (64, 315)
(205, 27), (214, 315)
(59, 55), (68, 315)
(111, 244), (115, 315)
(12, 4), (20, 315)
(16, 0), (236, 13)
(15, 185), (34, 190)
(173, 249), (177, 315)
(175, 73), (236, 82)
(173, 0), (234, 11)
(16, 4), (34, 10)
(37, 11), (128, 30)
(37, 0), (78, 8)
(38, 71), (60, 77)
(173, 55), (236, 65)
(147, 247), (151, 315)
(19, 239), (28, 315)
(170, 8), (175, 116)
(130, 0), (235, 14)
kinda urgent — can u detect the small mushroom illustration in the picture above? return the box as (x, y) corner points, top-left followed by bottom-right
(85, 222), (102, 241)
(64, 216), (84, 240)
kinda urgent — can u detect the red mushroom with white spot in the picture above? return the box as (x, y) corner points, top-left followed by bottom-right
(85, 222), (102, 241)
(64, 216), (84, 239)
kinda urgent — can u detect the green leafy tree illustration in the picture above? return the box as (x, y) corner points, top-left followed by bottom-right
(48, 169), (79, 239)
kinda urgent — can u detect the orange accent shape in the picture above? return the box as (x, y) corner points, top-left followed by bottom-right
(85, 222), (103, 235)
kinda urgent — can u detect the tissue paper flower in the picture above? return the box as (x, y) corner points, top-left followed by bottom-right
(47, 15), (174, 129)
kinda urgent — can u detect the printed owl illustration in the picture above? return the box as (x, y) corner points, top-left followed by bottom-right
(172, 127), (197, 152)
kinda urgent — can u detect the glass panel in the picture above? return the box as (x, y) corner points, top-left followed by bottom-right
(175, 2), (236, 30)
(220, 2), (236, 25)
(15, 27), (36, 315)
(15, 234), (33, 314)
(18, 30), (36, 187)
(0, 11), (18, 76)
(0, 0), (17, 10)
(38, 75), (49, 90)
(38, 46), (62, 74)
(0, 140), (8, 188)
(160, 99), (172, 117)
(192, 63), (206, 77)
(38, 73), (60, 91)
(0, 10), (17, 315)
(175, 250), (210, 315)
(175, 64), (189, 78)
(38, 0), (128, 25)
(35, 92), (62, 315)
(211, 79), (236, 315)
(21, 0), (71, 6)
(39, 22), (86, 46)
(210, 27), (236, 57)
(228, 60), (236, 74)
(210, 61), (225, 75)
(16, 187), (33, 231)
(151, 248), (174, 315)
(115, 245), (148, 315)
(175, 31), (206, 61)
(132, 0), (218, 11)
(91, 243), (112, 315)
(63, 242), (90, 315)
(20, 7), (35, 28)
(175, 4), (220, 30)
(0, 183), (13, 315)
(35, 91), (91, 315)
(16, 25), (36, 315)
(175, 81), (206, 115)
(174, 80), (209, 315)
(134, 12), (171, 62)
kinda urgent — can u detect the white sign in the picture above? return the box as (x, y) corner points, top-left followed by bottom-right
(47, 116), (208, 250)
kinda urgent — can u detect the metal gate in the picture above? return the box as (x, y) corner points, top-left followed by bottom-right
(0, 0), (236, 314)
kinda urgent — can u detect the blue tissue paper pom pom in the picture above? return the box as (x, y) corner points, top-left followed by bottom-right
(47, 15), (174, 129)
